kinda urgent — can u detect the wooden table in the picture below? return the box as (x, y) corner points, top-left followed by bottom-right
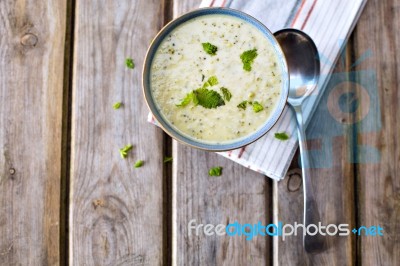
(0, 0), (399, 265)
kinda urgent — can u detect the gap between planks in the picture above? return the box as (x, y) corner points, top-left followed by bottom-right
(60, 0), (77, 265)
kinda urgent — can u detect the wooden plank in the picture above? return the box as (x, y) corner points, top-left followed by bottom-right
(273, 45), (356, 264)
(173, 1), (272, 265)
(69, 1), (169, 264)
(353, 0), (400, 264)
(0, 0), (67, 265)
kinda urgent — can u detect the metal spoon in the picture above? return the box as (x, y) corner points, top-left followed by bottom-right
(274, 29), (326, 253)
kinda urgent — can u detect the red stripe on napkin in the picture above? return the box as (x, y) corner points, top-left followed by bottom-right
(301, 0), (318, 30)
(290, 0), (307, 27)
(238, 147), (246, 158)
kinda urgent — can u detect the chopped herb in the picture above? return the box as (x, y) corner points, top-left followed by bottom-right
(203, 75), (219, 88)
(201, 74), (205, 81)
(240, 49), (258, 71)
(163, 156), (173, 163)
(113, 102), (122, 109)
(119, 144), (133, 159)
(193, 88), (225, 109)
(202, 42), (218, 55)
(176, 92), (195, 107)
(176, 76), (224, 109)
(192, 92), (199, 106)
(176, 87), (224, 109)
(275, 132), (290, 141)
(209, 166), (223, 176)
(134, 160), (144, 168)
(220, 87), (232, 102)
(237, 100), (248, 110)
(125, 58), (135, 69)
(208, 76), (218, 86)
(252, 101), (264, 113)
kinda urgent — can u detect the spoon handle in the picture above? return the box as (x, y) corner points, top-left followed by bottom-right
(293, 105), (326, 253)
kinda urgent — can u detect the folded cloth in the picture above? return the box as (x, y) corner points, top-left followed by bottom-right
(149, 0), (367, 180)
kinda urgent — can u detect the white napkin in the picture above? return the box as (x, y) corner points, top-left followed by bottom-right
(149, 0), (367, 180)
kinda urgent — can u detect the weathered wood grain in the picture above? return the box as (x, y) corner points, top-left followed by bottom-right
(353, 0), (400, 264)
(173, 144), (272, 265)
(69, 1), (168, 264)
(273, 42), (356, 264)
(173, 1), (272, 265)
(0, 0), (67, 265)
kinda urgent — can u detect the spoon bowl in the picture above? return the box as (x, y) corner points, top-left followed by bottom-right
(275, 29), (320, 104)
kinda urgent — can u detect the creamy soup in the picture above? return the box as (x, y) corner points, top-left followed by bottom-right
(150, 14), (282, 144)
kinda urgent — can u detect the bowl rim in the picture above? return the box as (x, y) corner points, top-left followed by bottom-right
(142, 7), (289, 152)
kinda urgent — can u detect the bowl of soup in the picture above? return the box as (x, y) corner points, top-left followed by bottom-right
(143, 7), (289, 151)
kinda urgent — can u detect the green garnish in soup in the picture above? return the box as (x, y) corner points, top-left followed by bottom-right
(237, 100), (248, 110)
(252, 101), (264, 113)
(202, 42), (218, 55)
(193, 88), (225, 109)
(203, 75), (219, 88)
(177, 88), (225, 109)
(177, 75), (225, 109)
(240, 49), (258, 71)
(176, 92), (195, 107)
(220, 87), (232, 102)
